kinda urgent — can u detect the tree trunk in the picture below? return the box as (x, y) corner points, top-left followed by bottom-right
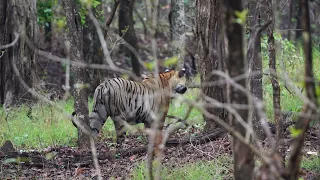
(170, 0), (185, 68)
(261, 0), (284, 160)
(224, 0), (255, 179)
(0, 0), (6, 105)
(196, 0), (226, 132)
(119, 0), (140, 76)
(286, 0), (318, 179)
(62, 0), (90, 149)
(0, 0), (39, 107)
(247, 0), (266, 140)
(84, 13), (104, 95)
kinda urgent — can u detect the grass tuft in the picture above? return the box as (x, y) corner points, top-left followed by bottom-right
(131, 155), (232, 180)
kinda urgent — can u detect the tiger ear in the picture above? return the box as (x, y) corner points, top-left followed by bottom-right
(178, 68), (186, 78)
(165, 69), (170, 72)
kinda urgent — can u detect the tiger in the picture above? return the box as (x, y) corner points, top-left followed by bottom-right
(88, 68), (188, 144)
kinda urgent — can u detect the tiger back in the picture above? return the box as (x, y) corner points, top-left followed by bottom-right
(88, 69), (187, 144)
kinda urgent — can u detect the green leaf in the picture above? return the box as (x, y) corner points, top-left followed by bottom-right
(45, 152), (56, 160)
(289, 126), (303, 138)
(121, 74), (129, 80)
(3, 158), (18, 164)
(316, 86), (320, 99)
(121, 26), (129, 34)
(80, 0), (92, 8)
(3, 157), (30, 164)
(164, 56), (179, 67)
(55, 18), (66, 29)
(92, 0), (101, 8)
(234, 9), (248, 24)
(144, 61), (155, 71)
(73, 83), (90, 89)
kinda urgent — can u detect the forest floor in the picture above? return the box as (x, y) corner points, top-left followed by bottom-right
(0, 125), (318, 179)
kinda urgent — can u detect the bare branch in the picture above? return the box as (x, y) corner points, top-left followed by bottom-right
(0, 32), (19, 50)
(183, 98), (274, 168)
(133, 6), (148, 35)
(24, 36), (141, 81)
(286, 0), (318, 178)
(145, 0), (161, 179)
(88, 9), (116, 68)
(0, 51), (4, 59)
(10, 44), (93, 137)
(90, 137), (102, 180)
(105, 0), (120, 28)
(212, 71), (276, 148)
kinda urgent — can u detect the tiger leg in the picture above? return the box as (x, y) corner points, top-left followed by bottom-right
(112, 116), (127, 145)
(89, 103), (108, 136)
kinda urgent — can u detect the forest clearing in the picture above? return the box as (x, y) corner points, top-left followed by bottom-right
(0, 0), (319, 179)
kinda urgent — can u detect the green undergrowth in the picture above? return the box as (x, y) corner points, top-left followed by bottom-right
(0, 99), (78, 149)
(262, 35), (320, 122)
(0, 89), (203, 149)
(301, 156), (320, 173)
(0, 35), (318, 180)
(131, 156), (232, 180)
(1, 44), (319, 149)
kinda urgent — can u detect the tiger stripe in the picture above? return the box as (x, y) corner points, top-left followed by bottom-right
(89, 69), (187, 144)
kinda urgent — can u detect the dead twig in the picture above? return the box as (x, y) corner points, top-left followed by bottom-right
(24, 36), (141, 81)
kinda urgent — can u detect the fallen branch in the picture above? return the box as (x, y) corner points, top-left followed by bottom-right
(120, 128), (226, 157)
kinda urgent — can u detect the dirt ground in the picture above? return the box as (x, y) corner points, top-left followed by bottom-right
(0, 125), (318, 179)
(0, 128), (232, 179)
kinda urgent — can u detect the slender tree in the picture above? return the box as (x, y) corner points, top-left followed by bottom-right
(224, 0), (255, 179)
(286, 0), (318, 178)
(119, 0), (140, 76)
(261, 0), (283, 159)
(196, 0), (226, 132)
(62, 0), (90, 148)
(247, 0), (266, 140)
(0, 0), (39, 107)
(0, 0), (7, 105)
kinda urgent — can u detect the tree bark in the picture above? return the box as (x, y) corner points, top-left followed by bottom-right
(247, 0), (266, 140)
(62, 0), (90, 149)
(119, 0), (140, 76)
(196, 0), (226, 132)
(84, 13), (104, 94)
(0, 0), (39, 107)
(0, 0), (7, 105)
(224, 0), (255, 179)
(295, 0), (302, 40)
(170, 0), (185, 69)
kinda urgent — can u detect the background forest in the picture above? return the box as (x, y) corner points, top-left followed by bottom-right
(0, 0), (319, 179)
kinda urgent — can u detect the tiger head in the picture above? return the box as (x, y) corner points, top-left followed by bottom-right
(167, 68), (188, 94)
(143, 68), (188, 94)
